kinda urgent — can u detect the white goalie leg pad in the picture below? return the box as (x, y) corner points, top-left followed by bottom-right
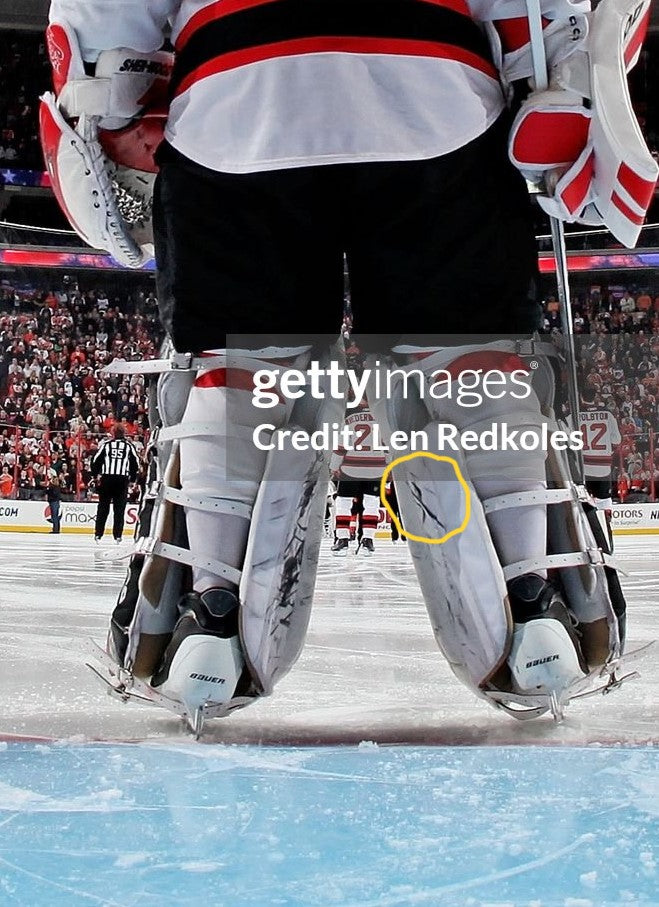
(128, 340), (346, 706)
(177, 346), (318, 595)
(239, 440), (334, 694)
(543, 445), (621, 665)
(368, 339), (622, 699)
(383, 424), (510, 689)
(366, 354), (511, 690)
(238, 342), (348, 694)
(518, 353), (622, 667)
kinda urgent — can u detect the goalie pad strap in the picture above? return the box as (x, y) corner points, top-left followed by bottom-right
(160, 484), (253, 519)
(156, 421), (236, 443)
(392, 338), (559, 359)
(482, 486), (587, 514)
(101, 354), (227, 375)
(134, 536), (243, 587)
(503, 549), (619, 582)
(156, 422), (260, 444)
(102, 345), (313, 376)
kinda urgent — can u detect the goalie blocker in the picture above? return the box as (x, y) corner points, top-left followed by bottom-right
(508, 0), (658, 247)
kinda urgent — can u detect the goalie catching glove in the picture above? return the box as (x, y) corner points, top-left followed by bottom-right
(39, 20), (172, 268)
(508, 0), (658, 247)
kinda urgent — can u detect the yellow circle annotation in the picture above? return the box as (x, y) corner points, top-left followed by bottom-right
(379, 451), (471, 545)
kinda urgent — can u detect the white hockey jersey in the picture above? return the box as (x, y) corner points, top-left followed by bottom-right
(579, 409), (622, 479)
(48, 0), (589, 174)
(331, 410), (387, 481)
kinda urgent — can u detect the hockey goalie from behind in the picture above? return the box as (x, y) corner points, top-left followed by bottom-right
(40, 0), (656, 732)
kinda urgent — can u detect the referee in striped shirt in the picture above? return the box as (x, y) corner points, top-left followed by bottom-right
(91, 426), (140, 543)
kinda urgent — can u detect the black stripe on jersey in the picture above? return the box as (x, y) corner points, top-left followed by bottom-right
(171, 0), (493, 96)
(94, 439), (139, 478)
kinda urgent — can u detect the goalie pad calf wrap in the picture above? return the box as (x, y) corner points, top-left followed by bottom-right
(367, 340), (623, 699)
(108, 348), (196, 672)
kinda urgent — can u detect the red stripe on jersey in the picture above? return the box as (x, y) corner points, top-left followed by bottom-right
(617, 162), (656, 211)
(342, 454), (387, 465)
(623, 6), (650, 69)
(177, 0), (277, 50)
(177, 0), (471, 51)
(494, 16), (550, 52)
(611, 190), (645, 226)
(194, 367), (280, 399)
(560, 150), (594, 215)
(174, 37), (498, 97)
(421, 0), (470, 14)
(443, 351), (527, 376)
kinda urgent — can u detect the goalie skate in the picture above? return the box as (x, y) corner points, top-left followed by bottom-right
(85, 632), (255, 736)
(506, 574), (588, 695)
(482, 639), (655, 721)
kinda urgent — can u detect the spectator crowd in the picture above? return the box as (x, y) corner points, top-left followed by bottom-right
(542, 286), (659, 500)
(0, 32), (49, 171)
(0, 269), (658, 503)
(0, 276), (162, 500)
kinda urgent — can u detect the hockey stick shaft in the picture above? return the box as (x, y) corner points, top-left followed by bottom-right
(526, 0), (585, 482)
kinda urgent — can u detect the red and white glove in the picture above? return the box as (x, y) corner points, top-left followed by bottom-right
(508, 0), (657, 248)
(40, 20), (172, 268)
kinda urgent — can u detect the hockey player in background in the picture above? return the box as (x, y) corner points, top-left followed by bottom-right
(40, 0), (657, 730)
(579, 385), (622, 548)
(330, 400), (387, 556)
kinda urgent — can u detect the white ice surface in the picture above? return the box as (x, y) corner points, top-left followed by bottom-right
(0, 533), (656, 744)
